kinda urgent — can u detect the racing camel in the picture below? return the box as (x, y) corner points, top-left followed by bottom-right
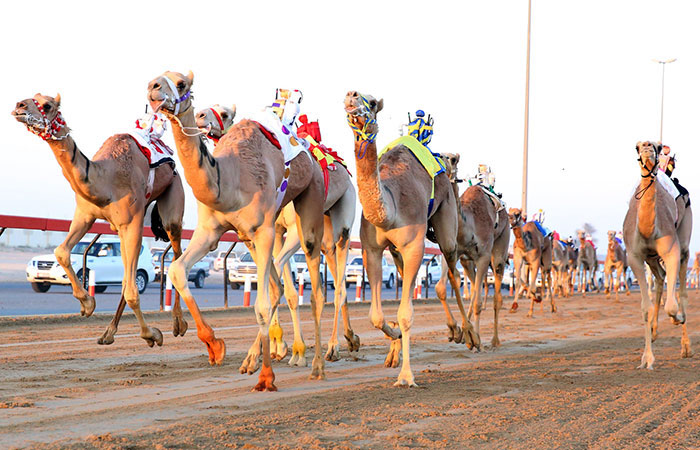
(604, 230), (630, 302)
(344, 91), (478, 387)
(12, 94), (186, 347)
(623, 141), (692, 369)
(147, 71), (326, 390)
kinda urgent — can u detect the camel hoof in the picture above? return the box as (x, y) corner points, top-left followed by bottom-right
(510, 302), (518, 313)
(289, 341), (307, 367)
(253, 365), (277, 392)
(239, 351), (260, 374)
(309, 356), (326, 380)
(393, 378), (417, 388)
(142, 327), (163, 348)
(551, 306), (557, 313)
(681, 347), (693, 359)
(81, 295), (96, 317)
(325, 344), (341, 362)
(206, 338), (226, 366)
(464, 322), (481, 351)
(385, 339), (401, 368)
(172, 316), (188, 337)
(344, 332), (361, 352)
(97, 327), (116, 345)
(491, 336), (501, 348)
(271, 339), (288, 361)
(448, 324), (464, 344)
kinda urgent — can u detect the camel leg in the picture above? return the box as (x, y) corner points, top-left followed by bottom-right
(629, 254), (655, 369)
(546, 269), (556, 313)
(604, 268), (611, 297)
(470, 255), (491, 339)
(120, 219), (163, 348)
(283, 256), (306, 367)
(364, 243), (401, 364)
(659, 238), (682, 323)
(527, 261), (541, 318)
(156, 175), (187, 337)
(293, 192), (326, 381)
(393, 239), (423, 387)
(646, 259), (665, 342)
(170, 221), (226, 366)
(269, 225), (300, 362)
(511, 253), (524, 312)
(678, 249), (693, 358)
(54, 210), (96, 317)
(435, 260), (463, 344)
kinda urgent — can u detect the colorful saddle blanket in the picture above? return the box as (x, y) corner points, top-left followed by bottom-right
(379, 135), (445, 215)
(296, 115), (349, 200)
(129, 114), (175, 168)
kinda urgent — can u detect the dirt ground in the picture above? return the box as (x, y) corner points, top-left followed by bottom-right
(2, 289), (700, 449)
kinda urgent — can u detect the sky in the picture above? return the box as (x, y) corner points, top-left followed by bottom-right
(1, 0), (699, 252)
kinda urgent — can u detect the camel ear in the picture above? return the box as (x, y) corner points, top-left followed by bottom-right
(455, 154), (460, 163)
(376, 98), (384, 113)
(55, 93), (61, 106)
(635, 142), (641, 152)
(230, 104), (237, 119)
(186, 71), (194, 84)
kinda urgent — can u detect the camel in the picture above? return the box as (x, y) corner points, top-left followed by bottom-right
(435, 153), (510, 348)
(567, 244), (579, 294)
(195, 105), (360, 365)
(551, 239), (571, 298)
(623, 141), (693, 369)
(577, 230), (598, 296)
(690, 252), (700, 289)
(508, 209), (555, 317)
(12, 94), (186, 347)
(604, 230), (630, 301)
(344, 91), (477, 387)
(147, 71), (327, 390)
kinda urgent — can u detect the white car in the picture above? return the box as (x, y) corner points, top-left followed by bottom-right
(228, 252), (297, 288)
(398, 256), (442, 286)
(213, 250), (239, 272)
(298, 253), (330, 285)
(486, 262), (515, 288)
(26, 238), (155, 294)
(346, 256), (395, 289)
(151, 249), (211, 288)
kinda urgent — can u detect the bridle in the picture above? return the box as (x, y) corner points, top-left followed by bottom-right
(346, 94), (377, 160)
(26, 99), (69, 141)
(635, 144), (659, 199)
(161, 75), (192, 115)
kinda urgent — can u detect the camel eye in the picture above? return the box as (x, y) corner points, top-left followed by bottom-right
(369, 100), (376, 108)
(177, 81), (185, 91)
(43, 104), (51, 111)
(221, 113), (228, 119)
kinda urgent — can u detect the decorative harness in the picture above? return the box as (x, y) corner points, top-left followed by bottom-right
(635, 144), (659, 200)
(346, 95), (377, 160)
(27, 99), (69, 141)
(206, 107), (233, 144)
(162, 76), (192, 115)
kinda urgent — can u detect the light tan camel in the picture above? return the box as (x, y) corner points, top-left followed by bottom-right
(567, 245), (579, 294)
(508, 209), (555, 317)
(690, 252), (700, 289)
(435, 153), (510, 348)
(577, 230), (598, 296)
(344, 91), (477, 387)
(623, 141), (693, 369)
(12, 94), (186, 346)
(604, 230), (630, 302)
(196, 106), (360, 365)
(551, 239), (571, 298)
(147, 71), (327, 390)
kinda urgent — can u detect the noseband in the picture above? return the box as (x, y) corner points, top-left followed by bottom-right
(346, 95), (377, 159)
(27, 99), (68, 141)
(161, 76), (192, 115)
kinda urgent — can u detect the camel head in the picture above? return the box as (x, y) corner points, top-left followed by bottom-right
(607, 230), (617, 246)
(12, 93), (69, 140)
(344, 91), (383, 143)
(196, 105), (237, 141)
(577, 230), (586, 242)
(440, 153), (461, 182)
(636, 141), (661, 177)
(147, 71), (194, 115)
(508, 208), (524, 229)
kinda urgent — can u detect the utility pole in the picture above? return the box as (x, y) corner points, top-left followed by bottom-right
(653, 58), (676, 143)
(522, 0), (532, 216)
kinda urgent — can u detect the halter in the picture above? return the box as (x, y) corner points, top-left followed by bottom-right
(346, 95), (378, 158)
(27, 99), (69, 141)
(162, 75), (192, 115)
(635, 145), (659, 199)
(204, 107), (234, 144)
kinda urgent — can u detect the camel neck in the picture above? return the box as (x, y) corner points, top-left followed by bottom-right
(353, 139), (394, 228)
(46, 135), (107, 205)
(512, 225), (525, 250)
(168, 107), (224, 206)
(637, 177), (656, 239)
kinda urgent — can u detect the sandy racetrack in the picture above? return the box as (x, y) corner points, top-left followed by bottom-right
(2, 290), (700, 449)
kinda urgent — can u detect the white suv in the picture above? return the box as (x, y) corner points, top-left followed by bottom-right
(26, 238), (155, 294)
(228, 252), (298, 288)
(346, 256), (396, 289)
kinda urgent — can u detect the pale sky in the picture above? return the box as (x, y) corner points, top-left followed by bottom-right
(2, 1), (699, 252)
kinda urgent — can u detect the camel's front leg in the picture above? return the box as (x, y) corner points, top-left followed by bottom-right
(527, 261), (541, 318)
(393, 241), (423, 387)
(435, 260), (464, 345)
(365, 245), (401, 369)
(629, 255), (655, 369)
(53, 211), (96, 317)
(511, 254), (524, 312)
(120, 220), (163, 348)
(660, 240), (683, 324)
(170, 222), (226, 365)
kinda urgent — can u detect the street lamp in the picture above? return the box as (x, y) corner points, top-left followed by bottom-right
(653, 58), (676, 143)
(522, 0), (532, 217)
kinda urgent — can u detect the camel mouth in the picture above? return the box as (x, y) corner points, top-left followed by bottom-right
(344, 104), (364, 116)
(11, 111), (28, 123)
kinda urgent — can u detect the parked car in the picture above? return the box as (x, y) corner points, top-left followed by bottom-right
(26, 238), (155, 294)
(398, 256), (442, 286)
(486, 262), (514, 288)
(151, 250), (210, 288)
(299, 253), (329, 285)
(213, 250), (239, 272)
(228, 252), (297, 289)
(346, 256), (395, 289)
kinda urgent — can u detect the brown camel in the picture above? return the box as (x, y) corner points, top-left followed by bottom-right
(196, 106), (360, 366)
(551, 239), (571, 298)
(623, 141), (693, 369)
(147, 71), (327, 390)
(344, 91), (477, 387)
(567, 244), (579, 294)
(604, 230), (630, 301)
(12, 94), (186, 346)
(508, 209), (555, 317)
(435, 153), (510, 348)
(577, 230), (598, 296)
(690, 252), (700, 289)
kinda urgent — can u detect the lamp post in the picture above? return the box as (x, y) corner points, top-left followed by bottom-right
(522, 0), (532, 217)
(653, 58), (676, 143)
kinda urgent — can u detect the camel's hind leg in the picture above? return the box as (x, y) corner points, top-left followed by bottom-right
(435, 259), (464, 344)
(53, 210), (96, 317)
(629, 254), (655, 369)
(120, 219), (163, 348)
(491, 259), (506, 347)
(170, 221), (226, 366)
(155, 174), (187, 337)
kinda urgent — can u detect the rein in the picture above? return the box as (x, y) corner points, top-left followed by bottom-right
(27, 99), (69, 141)
(635, 153), (658, 199)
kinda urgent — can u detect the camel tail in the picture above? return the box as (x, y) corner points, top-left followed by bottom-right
(150, 203), (170, 242)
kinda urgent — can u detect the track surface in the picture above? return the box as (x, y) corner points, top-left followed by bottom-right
(2, 290), (700, 449)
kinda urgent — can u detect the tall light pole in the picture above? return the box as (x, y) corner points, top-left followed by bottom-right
(653, 58), (676, 143)
(522, 0), (532, 216)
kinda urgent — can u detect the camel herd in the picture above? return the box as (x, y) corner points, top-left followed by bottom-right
(10, 72), (694, 390)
